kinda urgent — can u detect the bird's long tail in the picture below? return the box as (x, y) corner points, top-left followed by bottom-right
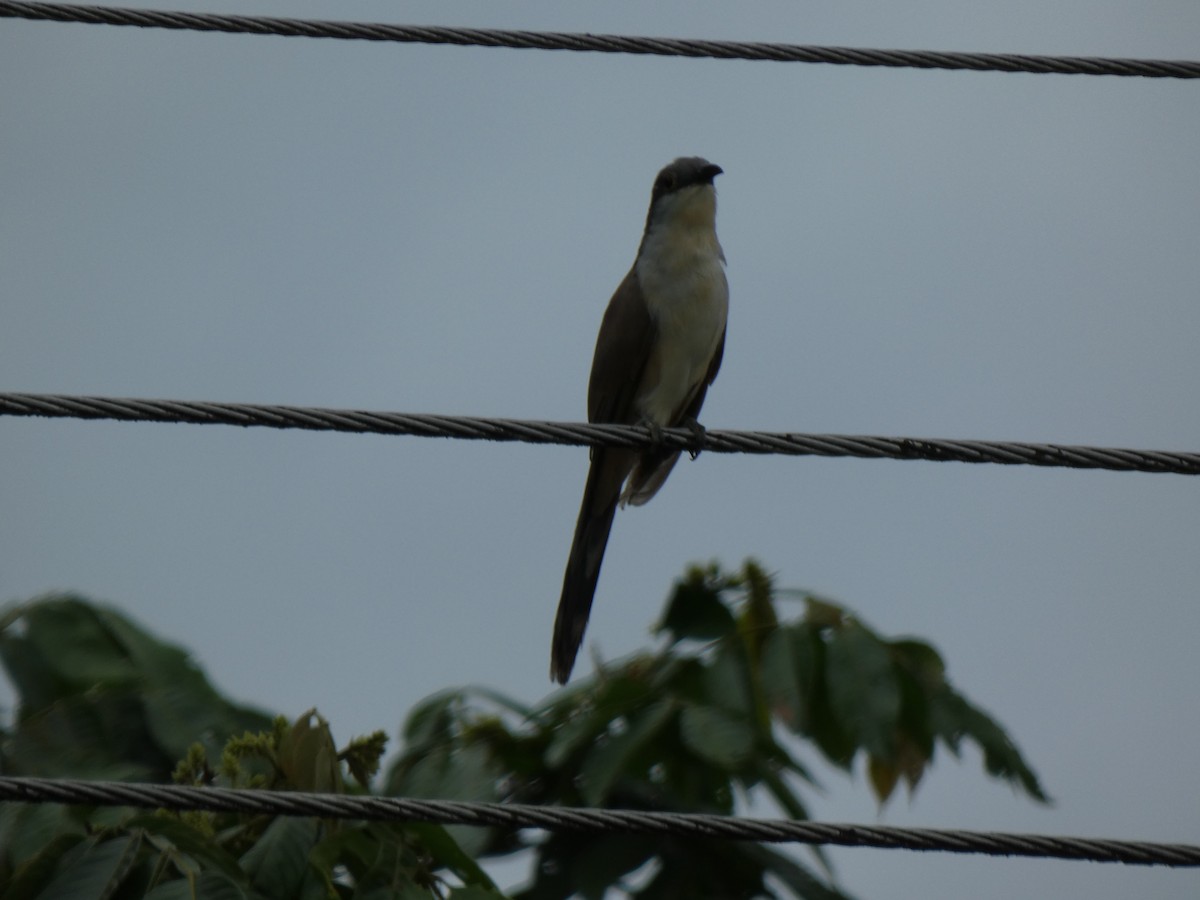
(551, 448), (631, 683)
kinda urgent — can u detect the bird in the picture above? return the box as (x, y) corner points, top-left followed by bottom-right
(551, 156), (729, 684)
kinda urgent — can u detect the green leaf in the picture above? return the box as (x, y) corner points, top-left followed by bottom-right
(655, 568), (736, 644)
(0, 576), (1044, 900)
(638, 839), (768, 900)
(701, 642), (752, 718)
(737, 560), (779, 655)
(754, 763), (831, 873)
(14, 599), (138, 691)
(889, 638), (946, 684)
(803, 596), (847, 629)
(101, 600), (272, 749)
(31, 833), (143, 900)
(543, 667), (667, 768)
(824, 622), (901, 760)
(806, 682), (857, 769)
(357, 889), (435, 900)
(569, 833), (655, 899)
(2, 832), (86, 900)
(0, 626), (66, 716)
(0, 597), (270, 779)
(543, 704), (608, 769)
(140, 883), (197, 900)
(890, 673), (934, 777)
(423, 743), (498, 803)
(761, 627), (806, 731)
(93, 605), (203, 683)
(4, 690), (160, 779)
(142, 680), (271, 764)
(461, 685), (533, 720)
(405, 822), (499, 891)
(0, 802), (84, 869)
(395, 741), (501, 857)
(929, 688), (1050, 803)
(239, 817), (319, 900)
(739, 843), (853, 900)
(308, 825), (403, 890)
(144, 869), (261, 900)
(276, 711), (343, 793)
(341, 730), (389, 787)
(579, 700), (676, 806)
(679, 704), (754, 770)
(867, 754), (900, 805)
(96, 603), (271, 755)
(402, 689), (462, 748)
(756, 762), (812, 821)
(126, 815), (246, 884)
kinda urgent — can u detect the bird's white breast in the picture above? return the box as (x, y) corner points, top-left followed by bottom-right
(634, 190), (728, 426)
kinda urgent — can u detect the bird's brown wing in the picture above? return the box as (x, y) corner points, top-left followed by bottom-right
(587, 268), (658, 426)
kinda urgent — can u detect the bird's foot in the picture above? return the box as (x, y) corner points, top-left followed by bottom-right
(639, 417), (665, 452)
(682, 417), (707, 460)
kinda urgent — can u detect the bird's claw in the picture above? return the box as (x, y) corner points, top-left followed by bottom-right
(683, 417), (707, 460)
(640, 418), (665, 451)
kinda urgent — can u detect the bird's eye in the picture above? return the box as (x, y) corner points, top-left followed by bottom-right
(656, 173), (676, 193)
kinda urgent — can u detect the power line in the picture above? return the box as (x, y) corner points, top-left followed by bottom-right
(0, 776), (1195, 866)
(2, 1), (1198, 79)
(2, 391), (1198, 475)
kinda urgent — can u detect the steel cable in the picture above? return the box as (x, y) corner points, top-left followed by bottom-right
(2, 392), (1198, 475)
(0, 776), (1197, 866)
(2, 1), (1199, 78)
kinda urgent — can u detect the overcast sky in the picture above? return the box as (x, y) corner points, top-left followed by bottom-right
(2, 2), (1199, 897)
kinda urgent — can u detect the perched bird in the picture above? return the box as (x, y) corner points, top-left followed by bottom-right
(551, 156), (729, 683)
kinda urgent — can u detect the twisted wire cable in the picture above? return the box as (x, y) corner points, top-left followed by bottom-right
(2, 1), (1198, 79)
(2, 392), (1198, 475)
(0, 776), (1196, 866)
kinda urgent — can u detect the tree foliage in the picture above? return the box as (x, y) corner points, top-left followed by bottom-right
(0, 561), (1047, 899)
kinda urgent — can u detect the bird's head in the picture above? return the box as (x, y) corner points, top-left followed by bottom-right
(643, 157), (723, 234)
